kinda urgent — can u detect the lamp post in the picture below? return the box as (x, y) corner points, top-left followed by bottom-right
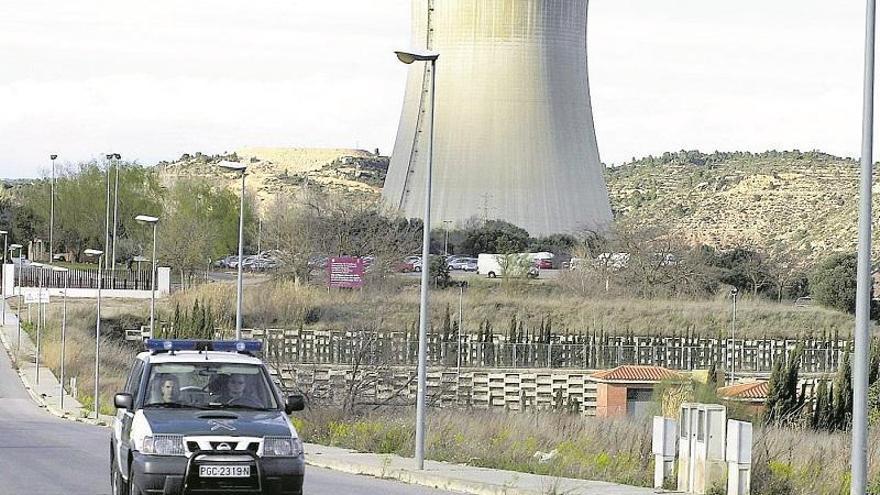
(852, 0), (876, 491)
(135, 215), (159, 338)
(218, 161), (248, 340)
(9, 244), (22, 355)
(395, 48), (439, 470)
(442, 220), (452, 257)
(110, 153), (122, 277)
(730, 287), (738, 384)
(49, 154), (57, 263)
(104, 155), (113, 266)
(84, 248), (104, 419)
(53, 266), (68, 410)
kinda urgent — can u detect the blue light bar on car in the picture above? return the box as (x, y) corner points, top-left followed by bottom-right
(144, 339), (262, 353)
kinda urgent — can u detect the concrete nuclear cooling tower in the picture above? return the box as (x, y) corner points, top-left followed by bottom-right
(383, 0), (613, 236)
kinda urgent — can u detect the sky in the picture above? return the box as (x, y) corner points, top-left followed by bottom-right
(0, 0), (870, 179)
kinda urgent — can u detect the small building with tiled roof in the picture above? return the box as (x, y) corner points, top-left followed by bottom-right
(717, 381), (769, 414)
(588, 365), (687, 418)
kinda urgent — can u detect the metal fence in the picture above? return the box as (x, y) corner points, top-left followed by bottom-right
(15, 265), (154, 290)
(245, 329), (848, 374)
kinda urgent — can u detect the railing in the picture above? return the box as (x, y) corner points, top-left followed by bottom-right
(15, 265), (154, 290)
(247, 329), (848, 374)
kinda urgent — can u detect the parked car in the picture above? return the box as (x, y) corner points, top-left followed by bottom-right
(533, 258), (553, 269)
(448, 257), (478, 271)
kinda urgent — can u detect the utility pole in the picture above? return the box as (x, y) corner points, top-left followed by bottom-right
(852, 0), (876, 491)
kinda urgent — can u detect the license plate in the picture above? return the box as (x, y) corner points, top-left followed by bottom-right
(199, 465), (251, 478)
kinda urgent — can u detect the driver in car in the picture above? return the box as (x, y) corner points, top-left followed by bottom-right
(220, 373), (261, 407)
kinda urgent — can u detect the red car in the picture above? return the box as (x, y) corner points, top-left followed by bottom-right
(533, 258), (553, 269)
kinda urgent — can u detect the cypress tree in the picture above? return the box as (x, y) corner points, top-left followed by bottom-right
(764, 358), (786, 424)
(442, 305), (452, 343)
(508, 314), (517, 343)
(833, 349), (853, 429)
(545, 315), (553, 343)
(812, 380), (827, 429)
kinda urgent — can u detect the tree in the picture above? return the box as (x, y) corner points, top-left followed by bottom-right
(458, 220), (530, 255)
(764, 346), (803, 425)
(810, 253), (858, 314)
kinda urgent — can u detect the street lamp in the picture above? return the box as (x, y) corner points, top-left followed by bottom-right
(395, 48), (439, 470)
(49, 154), (58, 263)
(729, 287), (738, 384)
(9, 243), (22, 355)
(84, 248), (104, 419)
(110, 153), (122, 277)
(852, 0), (876, 491)
(135, 215), (159, 338)
(104, 155), (113, 268)
(219, 161), (248, 340)
(52, 266), (68, 410)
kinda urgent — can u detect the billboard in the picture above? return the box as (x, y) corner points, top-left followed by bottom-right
(328, 256), (365, 289)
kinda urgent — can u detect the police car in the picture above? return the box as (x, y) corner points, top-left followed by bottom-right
(110, 339), (306, 495)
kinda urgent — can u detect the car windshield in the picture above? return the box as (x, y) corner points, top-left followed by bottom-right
(144, 362), (278, 410)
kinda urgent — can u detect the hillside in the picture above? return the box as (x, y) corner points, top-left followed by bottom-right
(155, 148), (388, 211)
(150, 148), (876, 259)
(605, 150), (871, 259)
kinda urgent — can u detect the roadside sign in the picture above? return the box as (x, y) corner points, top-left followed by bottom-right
(24, 291), (50, 304)
(328, 256), (365, 289)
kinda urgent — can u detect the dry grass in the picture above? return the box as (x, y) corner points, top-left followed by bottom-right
(15, 299), (143, 415)
(165, 277), (854, 339)
(293, 406), (880, 494)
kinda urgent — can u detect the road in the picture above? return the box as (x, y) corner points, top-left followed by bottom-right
(0, 340), (456, 494)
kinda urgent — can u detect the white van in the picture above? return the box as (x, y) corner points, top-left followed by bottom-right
(477, 253), (538, 278)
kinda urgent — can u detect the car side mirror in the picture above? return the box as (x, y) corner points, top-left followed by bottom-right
(114, 393), (133, 410)
(285, 394), (305, 414)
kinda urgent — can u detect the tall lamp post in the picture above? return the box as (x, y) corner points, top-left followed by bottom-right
(110, 153), (122, 277)
(135, 215), (159, 338)
(218, 161), (248, 340)
(395, 48), (439, 470)
(852, 0), (876, 491)
(104, 155), (113, 267)
(9, 244), (22, 355)
(52, 266), (68, 410)
(49, 154), (57, 263)
(84, 248), (104, 419)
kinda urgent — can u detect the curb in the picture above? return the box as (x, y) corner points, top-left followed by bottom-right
(304, 453), (541, 495)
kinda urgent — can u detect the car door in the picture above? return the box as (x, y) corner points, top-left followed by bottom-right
(117, 359), (145, 477)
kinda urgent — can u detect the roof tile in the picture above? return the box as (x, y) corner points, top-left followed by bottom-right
(589, 365), (685, 383)
(718, 381), (769, 400)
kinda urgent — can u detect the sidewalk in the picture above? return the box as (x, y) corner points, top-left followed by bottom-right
(0, 304), (112, 425)
(0, 302), (669, 495)
(305, 443), (668, 495)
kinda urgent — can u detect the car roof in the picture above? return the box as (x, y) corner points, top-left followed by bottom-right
(138, 350), (265, 365)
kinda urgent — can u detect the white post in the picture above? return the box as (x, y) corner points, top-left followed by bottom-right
(457, 285), (463, 373)
(60, 273), (67, 410)
(235, 172), (245, 339)
(94, 255), (103, 419)
(35, 268), (42, 384)
(149, 221), (157, 338)
(414, 57), (437, 470)
(853, 0), (876, 491)
(111, 159), (120, 277)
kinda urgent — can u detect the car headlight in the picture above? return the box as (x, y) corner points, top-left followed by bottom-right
(263, 436), (303, 457)
(141, 435), (185, 456)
